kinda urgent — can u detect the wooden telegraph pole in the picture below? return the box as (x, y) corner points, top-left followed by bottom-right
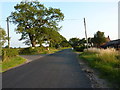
(84, 18), (88, 50)
(7, 17), (10, 48)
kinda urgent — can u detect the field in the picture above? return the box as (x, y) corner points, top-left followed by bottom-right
(80, 48), (120, 88)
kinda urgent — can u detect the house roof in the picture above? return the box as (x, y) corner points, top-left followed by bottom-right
(101, 39), (120, 48)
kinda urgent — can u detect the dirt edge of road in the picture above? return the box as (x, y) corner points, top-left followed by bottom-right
(76, 53), (111, 88)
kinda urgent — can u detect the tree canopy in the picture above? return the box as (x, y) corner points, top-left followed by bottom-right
(0, 27), (8, 47)
(93, 31), (106, 47)
(69, 38), (80, 47)
(10, 1), (64, 47)
(69, 37), (86, 51)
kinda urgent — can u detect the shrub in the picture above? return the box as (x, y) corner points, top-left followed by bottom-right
(74, 46), (85, 52)
(0, 48), (2, 56)
(2, 48), (18, 61)
(35, 47), (45, 53)
(19, 47), (38, 55)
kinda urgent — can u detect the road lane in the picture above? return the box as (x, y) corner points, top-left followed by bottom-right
(3, 49), (91, 88)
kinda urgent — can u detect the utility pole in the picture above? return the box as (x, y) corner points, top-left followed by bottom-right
(7, 17), (10, 48)
(84, 18), (88, 50)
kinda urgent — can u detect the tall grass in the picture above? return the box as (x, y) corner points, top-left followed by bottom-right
(84, 48), (119, 63)
(98, 48), (119, 63)
(84, 48), (101, 53)
(80, 48), (120, 87)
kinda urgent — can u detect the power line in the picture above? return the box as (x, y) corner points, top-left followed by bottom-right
(64, 19), (81, 20)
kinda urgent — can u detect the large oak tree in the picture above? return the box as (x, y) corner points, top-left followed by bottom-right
(10, 1), (64, 47)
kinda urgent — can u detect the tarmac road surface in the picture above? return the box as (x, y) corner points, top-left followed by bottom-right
(3, 49), (91, 88)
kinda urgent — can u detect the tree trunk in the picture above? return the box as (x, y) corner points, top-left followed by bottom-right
(31, 41), (36, 47)
(28, 33), (36, 47)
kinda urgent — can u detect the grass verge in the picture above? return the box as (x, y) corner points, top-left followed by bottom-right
(0, 61), (2, 73)
(79, 48), (120, 88)
(19, 47), (71, 55)
(2, 56), (27, 72)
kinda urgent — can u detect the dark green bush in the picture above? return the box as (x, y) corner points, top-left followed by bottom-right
(2, 48), (18, 61)
(35, 47), (45, 53)
(74, 46), (85, 52)
(19, 47), (39, 55)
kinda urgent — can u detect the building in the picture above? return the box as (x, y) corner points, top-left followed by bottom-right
(101, 39), (120, 50)
(100, 36), (111, 46)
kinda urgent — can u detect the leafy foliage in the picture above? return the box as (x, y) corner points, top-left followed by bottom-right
(69, 37), (86, 51)
(10, 1), (64, 47)
(92, 31), (106, 47)
(69, 38), (80, 47)
(42, 29), (67, 47)
(59, 40), (71, 47)
(19, 47), (39, 55)
(2, 48), (18, 61)
(0, 27), (8, 46)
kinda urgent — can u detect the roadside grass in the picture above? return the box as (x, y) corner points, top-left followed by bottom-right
(2, 56), (27, 72)
(19, 47), (71, 55)
(79, 48), (120, 88)
(40, 48), (59, 54)
(1, 47), (71, 72)
(0, 60), (2, 73)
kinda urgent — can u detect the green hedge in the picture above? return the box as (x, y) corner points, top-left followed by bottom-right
(0, 48), (2, 56)
(74, 46), (85, 52)
(18, 47), (38, 55)
(19, 47), (51, 55)
(2, 48), (18, 61)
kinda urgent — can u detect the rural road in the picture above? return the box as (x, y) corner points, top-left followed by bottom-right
(20, 54), (48, 61)
(3, 49), (91, 88)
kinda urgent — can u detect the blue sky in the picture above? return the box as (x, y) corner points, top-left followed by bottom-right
(0, 1), (118, 48)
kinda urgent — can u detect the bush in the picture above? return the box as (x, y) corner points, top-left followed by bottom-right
(0, 47), (2, 56)
(35, 47), (46, 53)
(19, 47), (39, 55)
(2, 48), (18, 61)
(74, 46), (85, 52)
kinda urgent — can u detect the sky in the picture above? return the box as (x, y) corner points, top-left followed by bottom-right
(0, 0), (119, 48)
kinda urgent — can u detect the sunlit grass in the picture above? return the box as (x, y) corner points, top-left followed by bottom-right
(80, 48), (120, 87)
(0, 61), (2, 73)
(2, 56), (27, 72)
